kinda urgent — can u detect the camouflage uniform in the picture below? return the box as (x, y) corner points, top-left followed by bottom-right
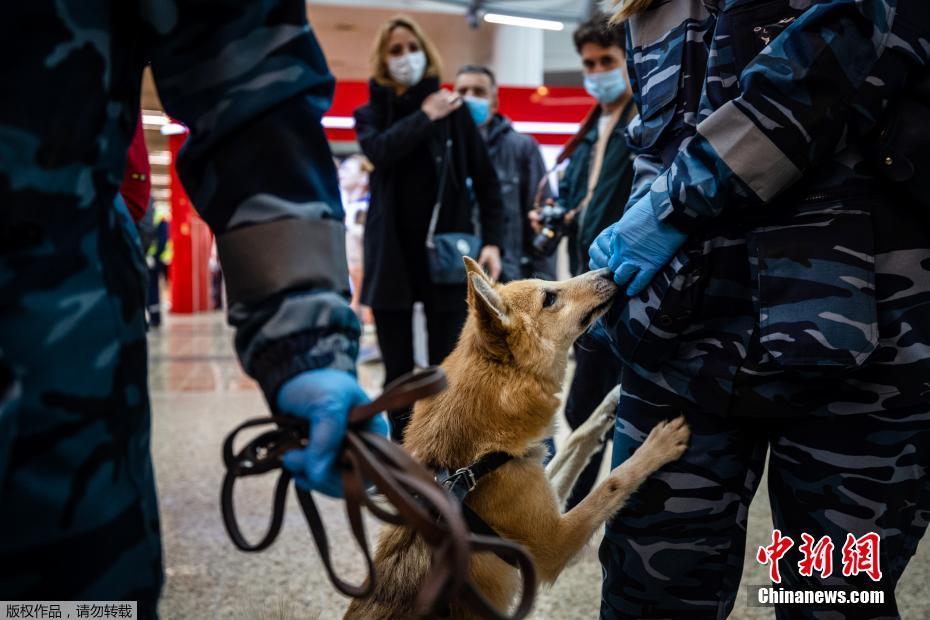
(602, 371), (930, 619)
(0, 2), (357, 616)
(595, 0), (930, 617)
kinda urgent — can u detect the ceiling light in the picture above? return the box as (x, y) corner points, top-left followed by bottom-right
(322, 116), (355, 129)
(160, 123), (188, 136)
(148, 152), (172, 166)
(512, 121), (580, 134)
(142, 113), (168, 127)
(483, 13), (563, 31)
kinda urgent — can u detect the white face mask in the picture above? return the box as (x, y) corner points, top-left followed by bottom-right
(387, 50), (427, 86)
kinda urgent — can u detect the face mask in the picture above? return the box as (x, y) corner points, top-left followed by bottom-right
(584, 68), (627, 105)
(388, 50), (427, 86)
(463, 96), (491, 126)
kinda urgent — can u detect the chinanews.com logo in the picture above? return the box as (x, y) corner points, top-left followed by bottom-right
(749, 530), (887, 608)
(749, 586), (885, 607)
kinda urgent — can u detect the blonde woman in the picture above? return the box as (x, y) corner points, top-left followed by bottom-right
(592, 0), (930, 618)
(354, 16), (503, 441)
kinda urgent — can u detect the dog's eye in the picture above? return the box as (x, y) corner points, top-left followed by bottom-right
(542, 291), (558, 308)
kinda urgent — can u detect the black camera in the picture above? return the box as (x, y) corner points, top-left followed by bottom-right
(531, 203), (571, 257)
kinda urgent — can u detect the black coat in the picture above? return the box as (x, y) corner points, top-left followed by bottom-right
(483, 114), (555, 282)
(354, 77), (504, 311)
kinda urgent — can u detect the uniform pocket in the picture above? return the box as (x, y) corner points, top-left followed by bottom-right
(748, 197), (878, 370)
(600, 237), (705, 372)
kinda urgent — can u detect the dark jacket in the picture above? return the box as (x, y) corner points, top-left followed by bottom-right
(3, 2), (361, 405)
(560, 102), (636, 276)
(485, 114), (555, 282)
(483, 114), (555, 282)
(354, 77), (504, 310)
(595, 0), (930, 417)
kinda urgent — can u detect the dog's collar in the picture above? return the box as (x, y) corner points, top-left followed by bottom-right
(435, 451), (514, 501)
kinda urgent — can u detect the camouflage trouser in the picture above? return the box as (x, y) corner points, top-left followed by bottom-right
(0, 203), (163, 617)
(600, 371), (930, 620)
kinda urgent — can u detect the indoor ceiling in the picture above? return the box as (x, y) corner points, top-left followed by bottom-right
(307, 4), (497, 81)
(139, 0), (589, 175)
(141, 1), (587, 112)
(310, 0), (596, 22)
(429, 0), (595, 22)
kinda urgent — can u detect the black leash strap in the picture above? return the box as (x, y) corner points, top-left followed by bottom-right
(220, 417), (302, 552)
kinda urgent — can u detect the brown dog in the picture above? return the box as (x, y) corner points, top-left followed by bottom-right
(345, 257), (689, 619)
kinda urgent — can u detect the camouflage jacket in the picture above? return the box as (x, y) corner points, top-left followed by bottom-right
(0, 1), (359, 405)
(598, 0), (930, 416)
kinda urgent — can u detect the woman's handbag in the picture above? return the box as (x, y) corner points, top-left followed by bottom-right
(425, 136), (482, 284)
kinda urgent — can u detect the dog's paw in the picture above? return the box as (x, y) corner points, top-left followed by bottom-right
(592, 384), (622, 432)
(638, 416), (690, 469)
(604, 384), (622, 409)
(565, 384), (621, 448)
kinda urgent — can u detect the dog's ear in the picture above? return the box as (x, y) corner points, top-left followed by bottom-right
(467, 271), (509, 333)
(463, 256), (489, 282)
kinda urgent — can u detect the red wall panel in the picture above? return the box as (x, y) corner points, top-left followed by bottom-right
(168, 133), (213, 314)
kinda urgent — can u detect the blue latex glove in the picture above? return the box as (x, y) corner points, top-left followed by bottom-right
(277, 368), (390, 497)
(588, 220), (617, 272)
(590, 194), (687, 297)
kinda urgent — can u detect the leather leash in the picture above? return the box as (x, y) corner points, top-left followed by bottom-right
(220, 366), (537, 619)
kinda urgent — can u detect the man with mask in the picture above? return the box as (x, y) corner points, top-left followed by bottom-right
(454, 65), (554, 282)
(530, 13), (637, 508)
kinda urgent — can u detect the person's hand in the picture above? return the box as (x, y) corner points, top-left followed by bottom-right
(528, 207), (543, 234)
(277, 368), (390, 497)
(600, 194), (687, 296)
(529, 197), (557, 234)
(421, 89), (463, 121)
(478, 245), (502, 281)
(588, 220), (618, 272)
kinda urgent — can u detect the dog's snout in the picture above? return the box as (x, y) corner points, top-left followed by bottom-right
(589, 268), (618, 296)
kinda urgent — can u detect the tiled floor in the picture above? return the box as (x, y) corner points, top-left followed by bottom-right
(150, 313), (929, 619)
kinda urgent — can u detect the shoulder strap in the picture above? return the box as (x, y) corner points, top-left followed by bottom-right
(532, 106), (603, 210)
(427, 127), (454, 248)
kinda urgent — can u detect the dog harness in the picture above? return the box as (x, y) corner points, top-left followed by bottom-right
(435, 451), (519, 567)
